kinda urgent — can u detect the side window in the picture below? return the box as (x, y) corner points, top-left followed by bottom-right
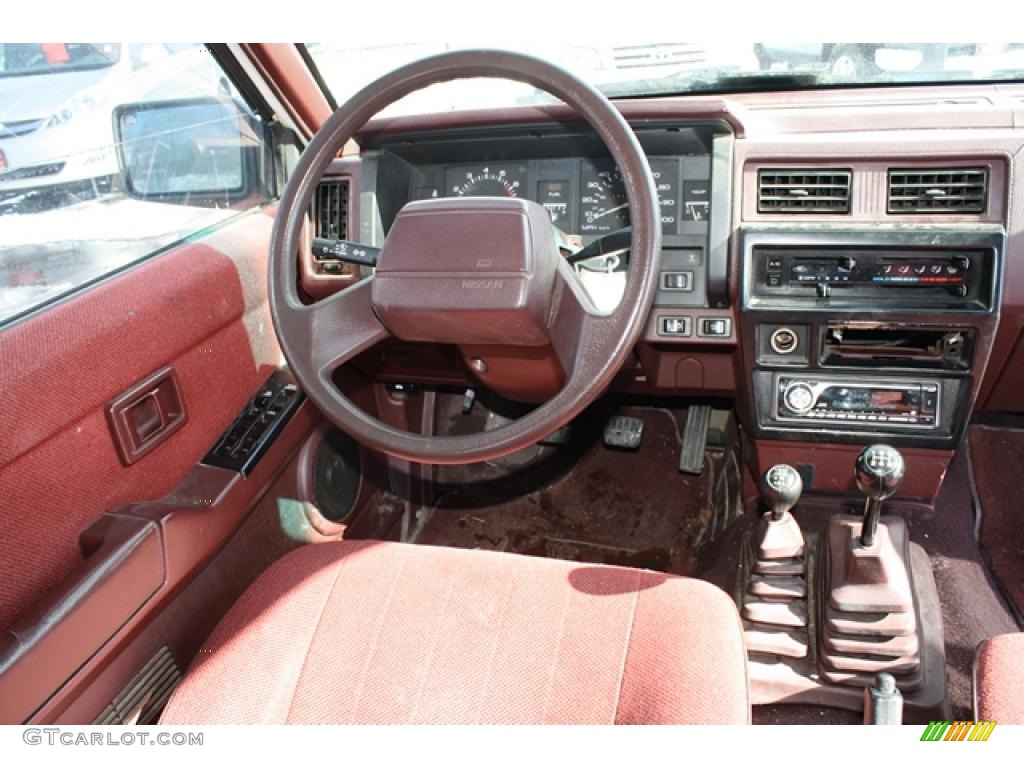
(0, 43), (272, 324)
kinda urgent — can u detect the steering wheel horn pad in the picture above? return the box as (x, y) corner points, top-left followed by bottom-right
(268, 50), (661, 464)
(371, 196), (559, 347)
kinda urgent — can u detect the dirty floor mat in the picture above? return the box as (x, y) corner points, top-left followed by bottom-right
(414, 406), (734, 576)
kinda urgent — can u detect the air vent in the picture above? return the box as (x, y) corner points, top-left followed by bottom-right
(758, 169), (852, 214)
(888, 168), (987, 214)
(315, 179), (349, 242)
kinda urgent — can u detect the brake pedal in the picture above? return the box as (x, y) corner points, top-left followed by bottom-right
(603, 415), (644, 450)
(679, 404), (712, 474)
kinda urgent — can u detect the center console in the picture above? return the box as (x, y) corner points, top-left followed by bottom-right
(737, 160), (1007, 721)
(741, 449), (950, 721)
(741, 228), (1004, 452)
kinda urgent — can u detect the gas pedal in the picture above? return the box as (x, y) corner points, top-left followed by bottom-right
(679, 404), (712, 474)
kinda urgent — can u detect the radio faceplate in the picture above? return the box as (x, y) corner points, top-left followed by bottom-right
(775, 376), (941, 430)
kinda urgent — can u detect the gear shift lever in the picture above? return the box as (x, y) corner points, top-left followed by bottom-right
(762, 464), (803, 522)
(815, 444), (934, 699)
(741, 464), (809, 657)
(855, 444), (905, 547)
(751, 463), (805, 562)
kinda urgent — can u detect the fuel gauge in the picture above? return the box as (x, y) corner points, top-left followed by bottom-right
(538, 180), (571, 225)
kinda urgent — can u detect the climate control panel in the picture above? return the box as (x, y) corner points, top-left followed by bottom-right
(747, 242), (997, 310)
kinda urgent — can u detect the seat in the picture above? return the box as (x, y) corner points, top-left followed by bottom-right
(160, 540), (749, 724)
(974, 633), (1024, 723)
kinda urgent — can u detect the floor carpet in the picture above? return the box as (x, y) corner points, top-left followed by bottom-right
(969, 424), (1024, 620)
(415, 405), (718, 576)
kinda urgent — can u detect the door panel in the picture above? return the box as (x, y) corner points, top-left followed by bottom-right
(0, 515), (165, 724)
(0, 210), (279, 632)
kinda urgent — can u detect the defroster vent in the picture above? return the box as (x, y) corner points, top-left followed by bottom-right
(315, 179), (350, 240)
(757, 169), (852, 214)
(887, 168), (987, 214)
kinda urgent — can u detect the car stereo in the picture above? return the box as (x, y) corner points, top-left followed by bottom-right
(775, 376), (940, 429)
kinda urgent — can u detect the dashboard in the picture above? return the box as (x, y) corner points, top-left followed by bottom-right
(308, 92), (1024, 472)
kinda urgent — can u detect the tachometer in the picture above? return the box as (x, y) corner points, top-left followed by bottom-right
(446, 163), (527, 198)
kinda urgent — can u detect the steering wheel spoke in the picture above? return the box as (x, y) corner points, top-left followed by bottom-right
(548, 260), (617, 384)
(293, 278), (390, 382)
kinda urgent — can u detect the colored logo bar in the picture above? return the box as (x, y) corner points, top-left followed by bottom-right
(920, 721), (997, 741)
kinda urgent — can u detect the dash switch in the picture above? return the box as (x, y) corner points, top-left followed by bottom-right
(698, 317), (731, 337)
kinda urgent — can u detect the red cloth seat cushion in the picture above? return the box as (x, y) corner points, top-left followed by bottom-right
(975, 633), (1024, 723)
(161, 540), (749, 724)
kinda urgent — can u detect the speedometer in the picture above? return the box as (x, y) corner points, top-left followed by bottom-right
(446, 163), (527, 198)
(580, 161), (628, 235)
(580, 157), (682, 236)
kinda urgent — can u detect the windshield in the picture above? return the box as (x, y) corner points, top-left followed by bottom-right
(0, 43), (120, 78)
(305, 43), (1024, 117)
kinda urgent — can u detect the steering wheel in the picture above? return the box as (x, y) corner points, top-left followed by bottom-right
(269, 50), (661, 465)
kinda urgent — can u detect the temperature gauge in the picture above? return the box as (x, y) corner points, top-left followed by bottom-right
(538, 180), (571, 225)
(683, 180), (711, 222)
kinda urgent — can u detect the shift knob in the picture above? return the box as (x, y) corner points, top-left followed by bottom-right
(855, 444), (905, 546)
(856, 444), (906, 500)
(762, 464), (803, 521)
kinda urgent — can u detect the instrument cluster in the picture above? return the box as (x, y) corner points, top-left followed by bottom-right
(409, 156), (711, 242)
